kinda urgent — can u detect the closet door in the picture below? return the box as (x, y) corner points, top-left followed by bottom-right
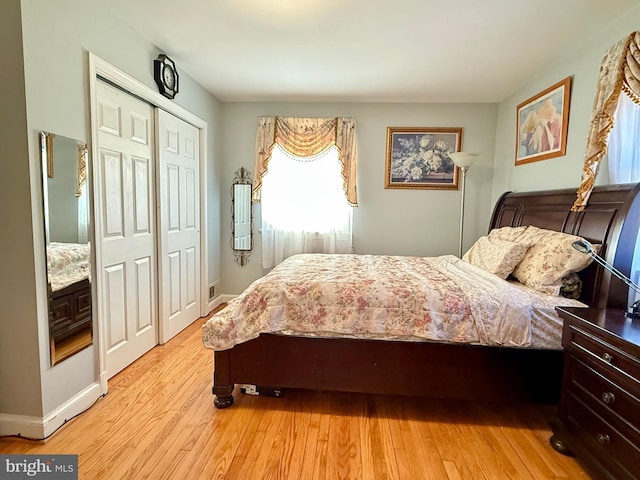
(157, 109), (201, 342)
(96, 81), (158, 379)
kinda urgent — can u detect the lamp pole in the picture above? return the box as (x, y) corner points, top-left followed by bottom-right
(449, 152), (478, 258)
(458, 165), (469, 258)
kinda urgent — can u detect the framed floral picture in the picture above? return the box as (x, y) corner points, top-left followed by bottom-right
(515, 76), (571, 165)
(385, 127), (463, 189)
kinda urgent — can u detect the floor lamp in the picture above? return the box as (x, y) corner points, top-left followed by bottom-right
(449, 152), (479, 258)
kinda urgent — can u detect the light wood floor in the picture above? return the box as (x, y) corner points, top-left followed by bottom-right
(52, 326), (93, 364)
(0, 316), (592, 479)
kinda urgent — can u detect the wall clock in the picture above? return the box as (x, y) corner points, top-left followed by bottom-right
(154, 54), (179, 99)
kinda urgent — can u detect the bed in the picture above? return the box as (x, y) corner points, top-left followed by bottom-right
(204, 183), (640, 408)
(47, 242), (92, 343)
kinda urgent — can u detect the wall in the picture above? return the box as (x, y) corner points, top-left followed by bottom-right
(0, 0), (44, 420)
(0, 0), (222, 420)
(492, 5), (640, 202)
(220, 102), (498, 294)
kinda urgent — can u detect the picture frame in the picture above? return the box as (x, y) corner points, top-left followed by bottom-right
(515, 76), (571, 166)
(385, 127), (463, 190)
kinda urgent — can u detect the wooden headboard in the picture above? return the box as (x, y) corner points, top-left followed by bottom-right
(489, 183), (640, 309)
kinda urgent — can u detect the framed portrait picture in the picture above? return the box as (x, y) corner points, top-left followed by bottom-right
(515, 76), (572, 166)
(385, 127), (463, 189)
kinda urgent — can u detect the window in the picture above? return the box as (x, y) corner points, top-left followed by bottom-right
(609, 93), (640, 306)
(609, 93), (640, 184)
(260, 144), (352, 268)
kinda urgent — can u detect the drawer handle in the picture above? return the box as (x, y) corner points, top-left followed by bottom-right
(602, 352), (613, 363)
(602, 392), (616, 404)
(597, 433), (610, 445)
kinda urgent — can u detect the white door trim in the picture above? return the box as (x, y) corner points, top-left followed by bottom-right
(88, 52), (209, 395)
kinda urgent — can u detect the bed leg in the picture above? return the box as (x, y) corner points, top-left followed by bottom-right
(213, 384), (234, 409)
(549, 434), (573, 456)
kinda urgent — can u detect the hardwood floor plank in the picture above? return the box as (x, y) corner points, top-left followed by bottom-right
(383, 396), (423, 480)
(359, 395), (398, 480)
(0, 316), (592, 480)
(220, 394), (270, 478)
(426, 401), (492, 479)
(403, 398), (450, 479)
(281, 390), (314, 480)
(327, 393), (360, 480)
(310, 395), (332, 480)
(299, 391), (329, 480)
(245, 396), (290, 479)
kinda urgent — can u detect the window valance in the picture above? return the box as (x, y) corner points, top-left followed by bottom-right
(573, 31), (640, 211)
(252, 116), (358, 206)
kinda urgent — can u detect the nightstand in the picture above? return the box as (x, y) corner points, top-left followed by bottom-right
(551, 307), (640, 480)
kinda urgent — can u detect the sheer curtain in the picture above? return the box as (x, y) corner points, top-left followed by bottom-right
(609, 93), (640, 183)
(260, 144), (353, 269)
(609, 92), (640, 307)
(76, 184), (89, 244)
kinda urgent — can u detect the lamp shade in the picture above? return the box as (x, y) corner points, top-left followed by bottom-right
(449, 152), (479, 168)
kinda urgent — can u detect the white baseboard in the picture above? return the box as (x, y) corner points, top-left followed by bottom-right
(0, 413), (46, 440)
(206, 294), (236, 314)
(0, 382), (102, 440)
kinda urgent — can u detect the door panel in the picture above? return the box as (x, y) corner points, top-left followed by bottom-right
(96, 81), (157, 378)
(132, 157), (150, 234)
(157, 109), (201, 341)
(134, 257), (153, 331)
(104, 263), (126, 351)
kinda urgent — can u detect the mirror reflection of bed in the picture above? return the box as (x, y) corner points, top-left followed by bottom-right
(40, 132), (93, 365)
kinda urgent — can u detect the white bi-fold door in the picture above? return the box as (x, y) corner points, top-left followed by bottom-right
(95, 81), (201, 379)
(156, 109), (201, 342)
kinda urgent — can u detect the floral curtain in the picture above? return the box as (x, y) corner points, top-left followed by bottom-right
(572, 31), (640, 211)
(75, 142), (88, 197)
(252, 116), (358, 206)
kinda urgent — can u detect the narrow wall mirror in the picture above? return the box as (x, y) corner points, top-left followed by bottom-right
(40, 132), (93, 366)
(231, 167), (253, 266)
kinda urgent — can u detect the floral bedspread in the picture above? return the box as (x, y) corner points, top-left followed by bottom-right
(202, 254), (536, 351)
(47, 242), (91, 292)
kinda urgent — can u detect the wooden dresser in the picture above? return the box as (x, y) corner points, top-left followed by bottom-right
(551, 307), (640, 480)
(49, 279), (92, 342)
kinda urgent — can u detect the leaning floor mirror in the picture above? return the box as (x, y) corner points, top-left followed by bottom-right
(40, 132), (93, 365)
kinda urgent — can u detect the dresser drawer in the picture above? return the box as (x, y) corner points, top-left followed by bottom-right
(567, 356), (640, 442)
(567, 392), (640, 479)
(566, 323), (640, 393)
(75, 289), (92, 316)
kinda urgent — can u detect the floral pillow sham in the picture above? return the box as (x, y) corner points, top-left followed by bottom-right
(510, 226), (598, 296)
(487, 225), (530, 243)
(462, 235), (530, 279)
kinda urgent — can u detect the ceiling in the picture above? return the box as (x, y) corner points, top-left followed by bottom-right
(104, 0), (638, 103)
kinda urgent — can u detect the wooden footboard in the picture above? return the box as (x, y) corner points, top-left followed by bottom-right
(213, 334), (563, 407)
